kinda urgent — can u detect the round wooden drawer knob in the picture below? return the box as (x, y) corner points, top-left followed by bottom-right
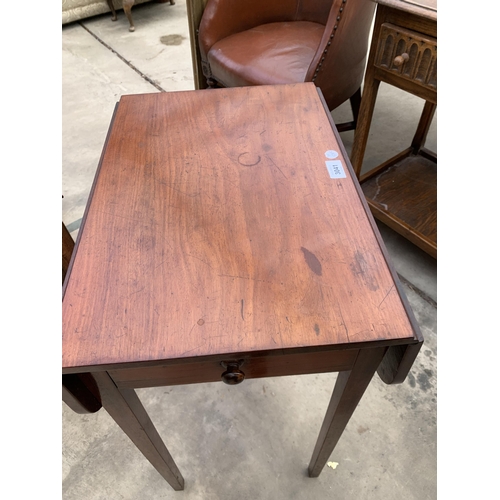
(221, 362), (245, 385)
(393, 53), (409, 67)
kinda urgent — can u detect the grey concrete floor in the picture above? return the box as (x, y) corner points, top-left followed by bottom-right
(62, 3), (437, 498)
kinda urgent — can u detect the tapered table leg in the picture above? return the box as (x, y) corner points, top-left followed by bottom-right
(308, 347), (387, 477)
(93, 372), (185, 491)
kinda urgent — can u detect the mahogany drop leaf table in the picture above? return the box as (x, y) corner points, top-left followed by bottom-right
(62, 83), (423, 491)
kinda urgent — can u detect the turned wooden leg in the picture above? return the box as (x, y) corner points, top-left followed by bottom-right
(106, 0), (117, 21)
(93, 371), (184, 491)
(123, 0), (135, 32)
(308, 347), (387, 477)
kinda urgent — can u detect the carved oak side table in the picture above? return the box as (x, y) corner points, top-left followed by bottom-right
(350, 0), (437, 257)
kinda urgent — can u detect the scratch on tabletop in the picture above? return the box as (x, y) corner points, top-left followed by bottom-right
(337, 302), (350, 342)
(180, 344), (206, 356)
(266, 155), (288, 180)
(188, 254), (214, 268)
(218, 274), (270, 284)
(129, 286), (145, 296)
(378, 285), (395, 309)
(165, 183), (200, 198)
(99, 210), (153, 225)
(154, 259), (168, 270)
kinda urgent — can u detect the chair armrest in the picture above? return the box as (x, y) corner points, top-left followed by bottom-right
(198, 0), (299, 61)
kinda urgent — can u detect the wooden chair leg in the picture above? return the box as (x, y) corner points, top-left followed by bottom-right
(349, 87), (362, 129)
(93, 371), (185, 491)
(106, 0), (117, 21)
(123, 0), (135, 32)
(334, 88), (362, 133)
(308, 347), (387, 477)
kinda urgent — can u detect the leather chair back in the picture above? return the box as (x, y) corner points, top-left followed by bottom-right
(308, 0), (376, 110)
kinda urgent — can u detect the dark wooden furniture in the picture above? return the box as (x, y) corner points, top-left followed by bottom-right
(105, 0), (175, 32)
(62, 222), (75, 284)
(62, 83), (423, 491)
(350, 0), (437, 258)
(196, 0), (376, 132)
(186, 0), (209, 90)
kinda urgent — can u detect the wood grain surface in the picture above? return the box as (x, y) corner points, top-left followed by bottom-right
(375, 0), (437, 21)
(361, 155), (437, 240)
(63, 83), (416, 373)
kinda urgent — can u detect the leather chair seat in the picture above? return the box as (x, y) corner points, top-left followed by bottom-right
(207, 22), (325, 87)
(199, 0), (376, 131)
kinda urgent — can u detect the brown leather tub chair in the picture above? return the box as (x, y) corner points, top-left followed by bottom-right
(198, 0), (376, 131)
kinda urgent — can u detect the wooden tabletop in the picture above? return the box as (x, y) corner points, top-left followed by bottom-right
(375, 0), (437, 20)
(63, 83), (418, 373)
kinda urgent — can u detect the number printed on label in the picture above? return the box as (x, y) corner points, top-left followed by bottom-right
(324, 150), (346, 179)
(325, 160), (346, 179)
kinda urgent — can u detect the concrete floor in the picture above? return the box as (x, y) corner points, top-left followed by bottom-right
(62, 2), (437, 498)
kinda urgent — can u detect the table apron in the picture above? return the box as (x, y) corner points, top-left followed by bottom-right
(108, 349), (360, 389)
(373, 68), (437, 103)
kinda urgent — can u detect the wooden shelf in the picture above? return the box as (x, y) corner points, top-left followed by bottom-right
(360, 150), (436, 258)
(350, 3), (437, 259)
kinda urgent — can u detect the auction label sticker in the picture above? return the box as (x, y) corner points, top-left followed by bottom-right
(324, 150), (346, 178)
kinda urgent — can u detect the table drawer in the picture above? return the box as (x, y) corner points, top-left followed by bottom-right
(375, 23), (437, 91)
(109, 348), (359, 389)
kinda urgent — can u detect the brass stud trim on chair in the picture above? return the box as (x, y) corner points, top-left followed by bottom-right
(313, 0), (348, 79)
